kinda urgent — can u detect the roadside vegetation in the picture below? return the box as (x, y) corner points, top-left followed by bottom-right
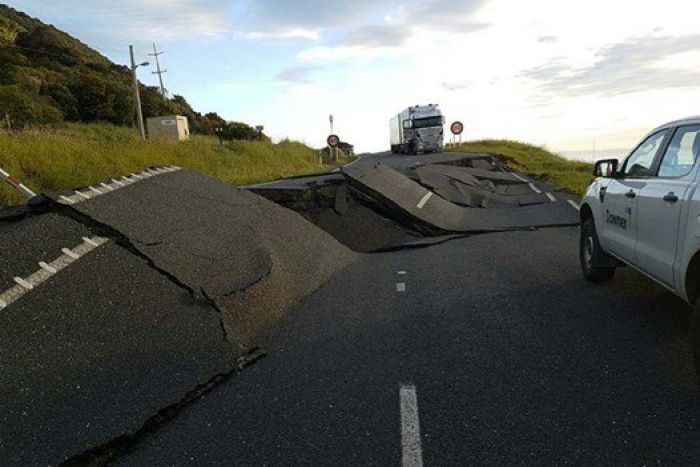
(0, 123), (352, 206)
(447, 140), (593, 195)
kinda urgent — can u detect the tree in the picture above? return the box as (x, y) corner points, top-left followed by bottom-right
(69, 74), (133, 125)
(0, 84), (62, 126)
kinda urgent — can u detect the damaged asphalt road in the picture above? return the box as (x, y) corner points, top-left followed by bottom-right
(1, 151), (698, 465)
(116, 227), (700, 466)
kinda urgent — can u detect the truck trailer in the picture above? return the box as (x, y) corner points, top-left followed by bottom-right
(390, 104), (445, 155)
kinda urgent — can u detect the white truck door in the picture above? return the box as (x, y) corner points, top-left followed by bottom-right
(600, 130), (668, 262)
(635, 125), (700, 287)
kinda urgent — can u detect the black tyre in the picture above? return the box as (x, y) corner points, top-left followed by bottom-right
(580, 218), (616, 283)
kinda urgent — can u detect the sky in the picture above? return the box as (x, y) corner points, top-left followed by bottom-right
(13, 0), (700, 154)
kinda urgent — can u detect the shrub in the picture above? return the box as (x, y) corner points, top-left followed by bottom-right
(0, 84), (62, 126)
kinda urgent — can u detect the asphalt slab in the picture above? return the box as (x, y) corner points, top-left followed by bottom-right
(0, 240), (239, 465)
(117, 227), (700, 465)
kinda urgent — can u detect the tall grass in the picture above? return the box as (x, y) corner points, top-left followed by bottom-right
(0, 123), (351, 206)
(447, 139), (593, 195)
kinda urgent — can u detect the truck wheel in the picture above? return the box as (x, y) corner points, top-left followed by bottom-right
(580, 218), (616, 283)
(692, 306), (700, 379)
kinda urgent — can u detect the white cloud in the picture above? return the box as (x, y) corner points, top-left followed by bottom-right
(522, 34), (700, 96)
(84, 0), (229, 40)
(235, 28), (321, 41)
(23, 0), (700, 154)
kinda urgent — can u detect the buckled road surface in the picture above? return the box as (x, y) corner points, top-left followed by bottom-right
(1, 152), (698, 466)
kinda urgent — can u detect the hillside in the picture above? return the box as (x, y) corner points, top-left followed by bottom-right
(447, 140), (593, 195)
(0, 4), (257, 138)
(0, 123), (351, 207)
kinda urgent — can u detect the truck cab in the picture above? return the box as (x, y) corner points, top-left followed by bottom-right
(579, 116), (700, 372)
(390, 104), (445, 155)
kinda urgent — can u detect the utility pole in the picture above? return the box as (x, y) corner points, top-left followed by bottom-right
(129, 45), (149, 141)
(148, 43), (167, 97)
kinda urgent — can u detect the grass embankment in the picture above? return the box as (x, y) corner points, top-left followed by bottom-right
(0, 123), (352, 206)
(447, 140), (592, 195)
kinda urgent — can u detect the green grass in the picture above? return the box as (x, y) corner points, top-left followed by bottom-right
(447, 139), (593, 195)
(0, 123), (353, 207)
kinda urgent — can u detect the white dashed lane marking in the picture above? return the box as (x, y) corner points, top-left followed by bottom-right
(0, 236), (109, 311)
(416, 192), (433, 209)
(528, 183), (542, 194)
(400, 384), (423, 467)
(512, 173), (529, 183)
(546, 192), (556, 202)
(13, 277), (34, 290)
(568, 200), (581, 211)
(58, 166), (180, 205)
(396, 282), (406, 293)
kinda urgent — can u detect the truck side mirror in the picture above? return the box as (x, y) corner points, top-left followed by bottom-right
(593, 159), (619, 178)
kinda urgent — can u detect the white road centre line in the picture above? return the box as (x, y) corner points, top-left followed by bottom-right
(400, 384), (423, 467)
(546, 192), (557, 202)
(528, 183), (542, 194)
(396, 282), (406, 293)
(568, 200), (581, 211)
(512, 173), (529, 182)
(416, 192), (433, 209)
(0, 237), (108, 312)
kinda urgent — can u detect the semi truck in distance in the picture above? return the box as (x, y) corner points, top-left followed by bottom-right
(390, 104), (445, 155)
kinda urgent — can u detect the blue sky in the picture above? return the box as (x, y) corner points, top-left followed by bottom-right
(13, 0), (700, 153)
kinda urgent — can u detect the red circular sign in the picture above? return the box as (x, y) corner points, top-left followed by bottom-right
(327, 134), (340, 148)
(450, 121), (464, 135)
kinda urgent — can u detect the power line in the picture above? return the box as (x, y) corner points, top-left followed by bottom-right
(147, 43), (167, 97)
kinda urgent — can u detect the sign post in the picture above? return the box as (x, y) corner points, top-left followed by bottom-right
(450, 121), (464, 146)
(329, 115), (336, 161)
(327, 134), (340, 164)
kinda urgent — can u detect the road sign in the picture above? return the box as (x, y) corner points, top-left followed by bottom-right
(450, 121), (464, 135)
(327, 134), (340, 148)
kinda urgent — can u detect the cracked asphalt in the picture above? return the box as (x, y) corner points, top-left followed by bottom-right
(120, 153), (699, 465)
(2, 152), (699, 465)
(118, 226), (700, 466)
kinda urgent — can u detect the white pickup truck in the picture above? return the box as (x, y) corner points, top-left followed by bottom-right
(579, 116), (700, 372)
